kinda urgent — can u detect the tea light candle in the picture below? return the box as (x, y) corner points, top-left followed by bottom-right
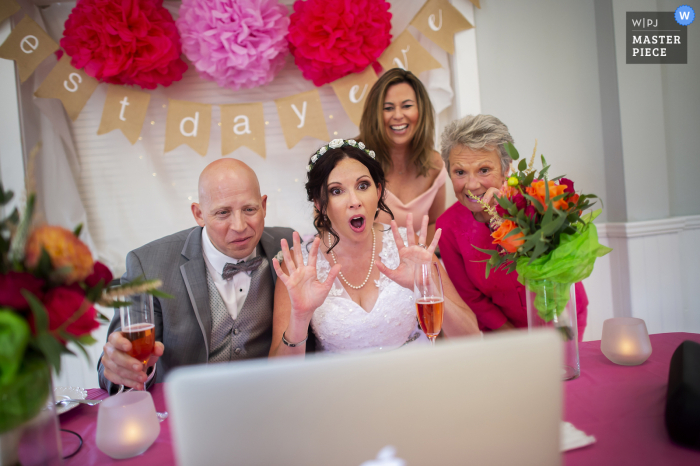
(600, 317), (652, 365)
(96, 391), (160, 459)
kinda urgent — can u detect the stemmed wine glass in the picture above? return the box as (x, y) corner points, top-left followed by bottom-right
(119, 293), (168, 421)
(414, 262), (445, 346)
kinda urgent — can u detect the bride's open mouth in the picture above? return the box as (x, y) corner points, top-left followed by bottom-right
(467, 192), (485, 203)
(349, 215), (366, 233)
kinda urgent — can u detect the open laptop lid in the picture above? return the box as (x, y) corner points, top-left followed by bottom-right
(166, 330), (561, 466)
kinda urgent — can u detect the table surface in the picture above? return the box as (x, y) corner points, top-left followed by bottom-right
(61, 332), (700, 465)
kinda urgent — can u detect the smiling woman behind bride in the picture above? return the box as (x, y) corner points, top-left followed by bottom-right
(270, 139), (480, 357)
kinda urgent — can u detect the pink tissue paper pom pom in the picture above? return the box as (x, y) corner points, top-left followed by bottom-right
(176, 0), (290, 91)
(288, 0), (392, 87)
(60, 0), (188, 89)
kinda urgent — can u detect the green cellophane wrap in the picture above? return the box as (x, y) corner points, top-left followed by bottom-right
(515, 215), (611, 321)
(0, 356), (50, 433)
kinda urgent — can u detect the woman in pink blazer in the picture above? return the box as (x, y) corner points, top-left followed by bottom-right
(435, 115), (588, 339)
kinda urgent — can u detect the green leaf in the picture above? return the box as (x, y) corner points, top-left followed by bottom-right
(0, 310), (31, 385)
(503, 142), (519, 160)
(522, 193), (544, 214)
(518, 159), (527, 171)
(503, 227), (522, 240)
(541, 212), (568, 237)
(8, 193), (35, 263)
(0, 183), (13, 205)
(73, 223), (83, 238)
(523, 170), (536, 186)
(78, 334), (98, 346)
(35, 248), (53, 277)
(148, 289), (174, 299)
(21, 291), (48, 332)
(32, 333), (63, 374)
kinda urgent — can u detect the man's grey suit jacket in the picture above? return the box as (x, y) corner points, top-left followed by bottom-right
(97, 226), (294, 393)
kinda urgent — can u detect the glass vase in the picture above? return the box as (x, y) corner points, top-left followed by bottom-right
(0, 358), (63, 466)
(525, 279), (580, 380)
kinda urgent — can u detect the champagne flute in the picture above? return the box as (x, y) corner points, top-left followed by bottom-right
(119, 293), (168, 421)
(414, 262), (445, 346)
(120, 293), (156, 379)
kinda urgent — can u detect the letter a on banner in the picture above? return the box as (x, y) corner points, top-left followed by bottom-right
(275, 89), (329, 149)
(97, 85), (151, 144)
(220, 102), (266, 158)
(377, 30), (442, 77)
(34, 54), (98, 121)
(0, 15), (59, 82)
(410, 0), (473, 54)
(164, 99), (211, 156)
(330, 65), (378, 127)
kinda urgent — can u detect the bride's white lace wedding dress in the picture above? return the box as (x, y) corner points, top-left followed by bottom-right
(300, 227), (429, 353)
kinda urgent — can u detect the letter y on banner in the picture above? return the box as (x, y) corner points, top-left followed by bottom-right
(34, 54), (98, 121)
(275, 89), (329, 149)
(164, 99), (211, 156)
(97, 85), (150, 144)
(0, 15), (59, 82)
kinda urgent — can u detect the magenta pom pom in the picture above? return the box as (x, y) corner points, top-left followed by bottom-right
(60, 0), (188, 89)
(288, 0), (392, 87)
(176, 0), (290, 91)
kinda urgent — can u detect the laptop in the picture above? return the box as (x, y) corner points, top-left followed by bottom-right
(166, 330), (562, 466)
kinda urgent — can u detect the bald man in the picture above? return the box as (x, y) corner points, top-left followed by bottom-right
(98, 159), (294, 393)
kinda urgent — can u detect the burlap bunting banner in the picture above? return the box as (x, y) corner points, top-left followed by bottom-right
(330, 65), (378, 127)
(377, 30), (442, 77)
(164, 99), (212, 156)
(97, 84), (150, 144)
(34, 53), (98, 121)
(0, 15), (58, 83)
(0, 0), (21, 24)
(220, 102), (266, 158)
(411, 0), (473, 55)
(0, 0), (475, 156)
(275, 89), (329, 150)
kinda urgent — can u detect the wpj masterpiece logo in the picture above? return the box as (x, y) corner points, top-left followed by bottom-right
(626, 8), (691, 64)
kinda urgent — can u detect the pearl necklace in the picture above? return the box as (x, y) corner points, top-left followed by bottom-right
(329, 227), (376, 290)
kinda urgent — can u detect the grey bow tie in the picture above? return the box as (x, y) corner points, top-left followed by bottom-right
(221, 256), (264, 280)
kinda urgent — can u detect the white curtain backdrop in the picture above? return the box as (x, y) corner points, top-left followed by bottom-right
(34, 0), (454, 278)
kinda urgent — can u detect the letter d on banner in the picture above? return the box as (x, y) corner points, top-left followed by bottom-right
(164, 99), (211, 156)
(275, 89), (329, 149)
(34, 54), (98, 121)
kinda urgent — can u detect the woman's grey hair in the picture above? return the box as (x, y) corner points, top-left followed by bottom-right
(440, 114), (514, 175)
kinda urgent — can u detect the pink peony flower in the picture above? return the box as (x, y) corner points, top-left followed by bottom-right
(177, 0), (290, 90)
(60, 0), (188, 89)
(288, 0), (392, 86)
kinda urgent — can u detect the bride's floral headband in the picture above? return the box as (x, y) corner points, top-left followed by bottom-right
(307, 138), (376, 172)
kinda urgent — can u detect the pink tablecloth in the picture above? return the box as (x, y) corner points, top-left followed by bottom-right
(564, 332), (700, 465)
(61, 333), (700, 465)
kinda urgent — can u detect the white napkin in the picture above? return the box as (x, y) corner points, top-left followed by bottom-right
(560, 421), (596, 452)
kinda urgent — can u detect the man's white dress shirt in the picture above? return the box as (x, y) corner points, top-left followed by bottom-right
(201, 227), (255, 320)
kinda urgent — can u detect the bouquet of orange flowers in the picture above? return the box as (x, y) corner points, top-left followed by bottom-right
(472, 142), (611, 321)
(0, 184), (166, 433)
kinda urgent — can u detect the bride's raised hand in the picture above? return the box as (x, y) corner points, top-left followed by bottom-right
(375, 213), (441, 290)
(272, 232), (341, 321)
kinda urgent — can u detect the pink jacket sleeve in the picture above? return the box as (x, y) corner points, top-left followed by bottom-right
(438, 218), (509, 331)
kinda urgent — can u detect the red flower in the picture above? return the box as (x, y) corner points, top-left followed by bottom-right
(85, 261), (113, 288)
(525, 205), (538, 219)
(60, 0), (188, 89)
(559, 178), (575, 194)
(0, 272), (44, 310)
(495, 192), (526, 217)
(43, 287), (100, 338)
(288, 0), (392, 86)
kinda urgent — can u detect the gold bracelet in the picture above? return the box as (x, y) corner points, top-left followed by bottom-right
(282, 330), (308, 347)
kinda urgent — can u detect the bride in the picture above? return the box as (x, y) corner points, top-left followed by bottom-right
(270, 139), (480, 356)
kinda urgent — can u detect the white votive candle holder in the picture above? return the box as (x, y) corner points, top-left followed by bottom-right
(96, 391), (160, 459)
(601, 317), (652, 366)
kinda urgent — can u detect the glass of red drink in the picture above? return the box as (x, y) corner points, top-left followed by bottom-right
(120, 293), (155, 387)
(414, 262), (445, 346)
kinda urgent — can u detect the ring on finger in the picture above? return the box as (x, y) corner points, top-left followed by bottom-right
(417, 243), (427, 249)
